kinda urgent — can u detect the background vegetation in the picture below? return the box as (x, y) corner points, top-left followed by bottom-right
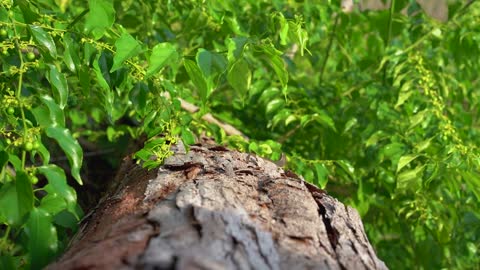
(1, 0), (479, 269)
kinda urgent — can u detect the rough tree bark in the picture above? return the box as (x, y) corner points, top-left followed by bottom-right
(47, 142), (388, 270)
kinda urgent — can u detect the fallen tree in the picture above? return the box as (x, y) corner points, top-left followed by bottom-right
(47, 142), (387, 270)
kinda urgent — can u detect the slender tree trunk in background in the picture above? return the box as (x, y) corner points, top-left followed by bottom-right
(47, 142), (387, 270)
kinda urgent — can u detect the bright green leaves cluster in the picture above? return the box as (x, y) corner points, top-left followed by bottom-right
(84, 0), (115, 39)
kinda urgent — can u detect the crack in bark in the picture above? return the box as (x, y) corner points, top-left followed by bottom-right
(317, 202), (340, 249)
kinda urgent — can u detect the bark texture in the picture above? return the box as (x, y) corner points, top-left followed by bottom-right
(47, 143), (388, 270)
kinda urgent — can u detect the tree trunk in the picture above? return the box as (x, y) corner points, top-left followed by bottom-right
(47, 142), (388, 270)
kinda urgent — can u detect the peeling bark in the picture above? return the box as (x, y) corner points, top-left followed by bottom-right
(47, 143), (387, 270)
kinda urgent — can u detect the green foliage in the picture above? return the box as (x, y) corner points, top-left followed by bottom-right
(0, 0), (479, 269)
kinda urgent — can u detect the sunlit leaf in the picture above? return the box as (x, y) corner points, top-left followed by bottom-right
(397, 154), (418, 173)
(397, 165), (425, 192)
(29, 25), (57, 58)
(227, 37), (248, 61)
(111, 31), (142, 72)
(63, 34), (81, 73)
(46, 127), (83, 185)
(47, 65), (68, 109)
(285, 114), (297, 126)
(146, 42), (178, 77)
(314, 163), (329, 188)
(336, 160), (355, 179)
(343, 118), (357, 134)
(266, 99), (284, 115)
(37, 165), (77, 212)
(34, 95), (65, 127)
(313, 112), (336, 132)
(85, 0), (115, 39)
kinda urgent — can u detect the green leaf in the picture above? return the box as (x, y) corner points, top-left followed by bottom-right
(248, 141), (259, 152)
(31, 106), (52, 127)
(343, 118), (358, 134)
(0, 150), (8, 169)
(461, 171), (480, 201)
(415, 137), (433, 153)
(382, 142), (405, 161)
(336, 160), (355, 179)
(46, 127), (83, 185)
(300, 115), (313, 128)
(278, 13), (289, 45)
(227, 37), (248, 61)
(29, 25), (57, 58)
(25, 208), (58, 270)
(0, 182), (21, 226)
(63, 34), (81, 73)
(53, 210), (79, 230)
(47, 65), (68, 109)
(93, 54), (125, 121)
(8, 154), (22, 172)
(85, 0), (115, 39)
(261, 44), (288, 87)
(285, 114), (297, 126)
(184, 59), (209, 104)
(37, 165), (77, 212)
(197, 49), (215, 78)
(395, 90), (413, 109)
(365, 130), (386, 147)
(303, 168), (315, 183)
(397, 165), (425, 192)
(39, 192), (67, 216)
(409, 109), (429, 129)
(17, 0), (39, 23)
(35, 95), (65, 127)
(16, 171), (34, 221)
(227, 58), (251, 96)
(397, 154), (418, 173)
(111, 31), (142, 72)
(259, 87), (281, 104)
(266, 99), (284, 115)
(181, 127), (195, 145)
(288, 19), (309, 56)
(0, 255), (15, 270)
(146, 42), (178, 77)
(33, 140), (50, 166)
(92, 54), (110, 91)
(313, 112), (337, 132)
(196, 49), (227, 92)
(314, 163), (329, 188)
